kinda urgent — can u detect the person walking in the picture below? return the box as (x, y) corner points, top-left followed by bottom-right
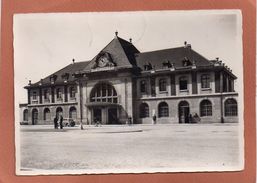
(54, 115), (58, 129)
(152, 114), (157, 124)
(59, 114), (63, 129)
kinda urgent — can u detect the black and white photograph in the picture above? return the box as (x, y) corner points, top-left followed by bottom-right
(14, 10), (244, 175)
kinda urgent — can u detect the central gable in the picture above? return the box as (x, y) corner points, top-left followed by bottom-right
(83, 35), (139, 72)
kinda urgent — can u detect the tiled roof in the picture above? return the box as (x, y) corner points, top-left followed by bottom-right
(27, 61), (90, 88)
(26, 36), (236, 88)
(83, 36), (139, 71)
(135, 46), (212, 70)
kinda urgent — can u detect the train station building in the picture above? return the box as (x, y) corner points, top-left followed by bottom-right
(19, 32), (238, 125)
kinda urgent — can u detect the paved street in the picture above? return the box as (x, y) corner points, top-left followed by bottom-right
(18, 124), (242, 174)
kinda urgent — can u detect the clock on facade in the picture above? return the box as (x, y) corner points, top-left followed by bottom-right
(98, 55), (109, 67)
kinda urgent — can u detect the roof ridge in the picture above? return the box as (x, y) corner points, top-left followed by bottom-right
(139, 46), (186, 54)
(72, 60), (90, 64)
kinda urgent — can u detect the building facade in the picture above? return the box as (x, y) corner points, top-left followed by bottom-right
(19, 32), (238, 125)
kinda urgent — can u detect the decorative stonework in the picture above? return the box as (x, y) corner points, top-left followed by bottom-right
(92, 51), (116, 69)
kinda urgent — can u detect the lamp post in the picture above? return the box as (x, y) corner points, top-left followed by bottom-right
(220, 71), (224, 123)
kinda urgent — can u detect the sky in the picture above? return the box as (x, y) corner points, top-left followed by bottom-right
(13, 10), (243, 108)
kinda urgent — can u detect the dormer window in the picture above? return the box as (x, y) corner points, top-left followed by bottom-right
(144, 63), (153, 71)
(162, 60), (172, 69)
(50, 75), (57, 84)
(61, 73), (69, 82)
(182, 57), (192, 66)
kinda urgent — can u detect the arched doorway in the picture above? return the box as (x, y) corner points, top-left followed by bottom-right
(56, 107), (63, 118)
(139, 103), (149, 118)
(178, 101), (190, 123)
(32, 108), (38, 125)
(44, 108), (51, 121)
(23, 109), (28, 121)
(69, 107), (77, 119)
(89, 82), (119, 124)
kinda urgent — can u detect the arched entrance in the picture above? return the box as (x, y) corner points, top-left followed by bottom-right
(69, 107), (77, 120)
(56, 107), (63, 118)
(89, 82), (120, 124)
(43, 108), (51, 121)
(23, 109), (28, 121)
(32, 108), (38, 125)
(178, 101), (190, 123)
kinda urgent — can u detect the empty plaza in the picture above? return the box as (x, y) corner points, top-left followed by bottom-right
(18, 124), (242, 174)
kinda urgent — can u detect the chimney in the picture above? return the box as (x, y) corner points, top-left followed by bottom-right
(129, 38), (132, 43)
(184, 41), (187, 46)
(115, 31), (118, 37)
(216, 57), (219, 61)
(39, 79), (43, 86)
(72, 58), (75, 64)
(28, 80), (31, 85)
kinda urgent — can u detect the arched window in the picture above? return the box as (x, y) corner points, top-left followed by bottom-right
(200, 100), (212, 116)
(44, 108), (51, 121)
(90, 82), (118, 103)
(158, 102), (169, 117)
(225, 98), (238, 116)
(140, 103), (149, 118)
(69, 87), (76, 98)
(56, 107), (63, 117)
(23, 109), (28, 121)
(201, 74), (210, 89)
(140, 80), (147, 93)
(32, 108), (38, 125)
(178, 101), (190, 123)
(179, 76), (188, 90)
(159, 78), (167, 92)
(69, 107), (77, 119)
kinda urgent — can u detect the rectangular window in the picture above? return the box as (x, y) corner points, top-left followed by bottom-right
(159, 78), (167, 92)
(201, 74), (210, 89)
(179, 77), (188, 90)
(44, 89), (49, 100)
(69, 87), (76, 98)
(140, 80), (147, 93)
(32, 91), (37, 100)
(57, 88), (62, 99)
(150, 77), (156, 96)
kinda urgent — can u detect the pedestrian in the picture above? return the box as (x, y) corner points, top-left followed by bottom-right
(54, 115), (58, 129)
(152, 114), (157, 124)
(59, 114), (63, 129)
(128, 116), (132, 125)
(189, 114), (192, 123)
(193, 113), (201, 123)
(94, 117), (100, 127)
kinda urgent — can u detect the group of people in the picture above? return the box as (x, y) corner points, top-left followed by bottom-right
(94, 117), (101, 127)
(188, 113), (201, 123)
(151, 113), (200, 124)
(54, 114), (63, 129)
